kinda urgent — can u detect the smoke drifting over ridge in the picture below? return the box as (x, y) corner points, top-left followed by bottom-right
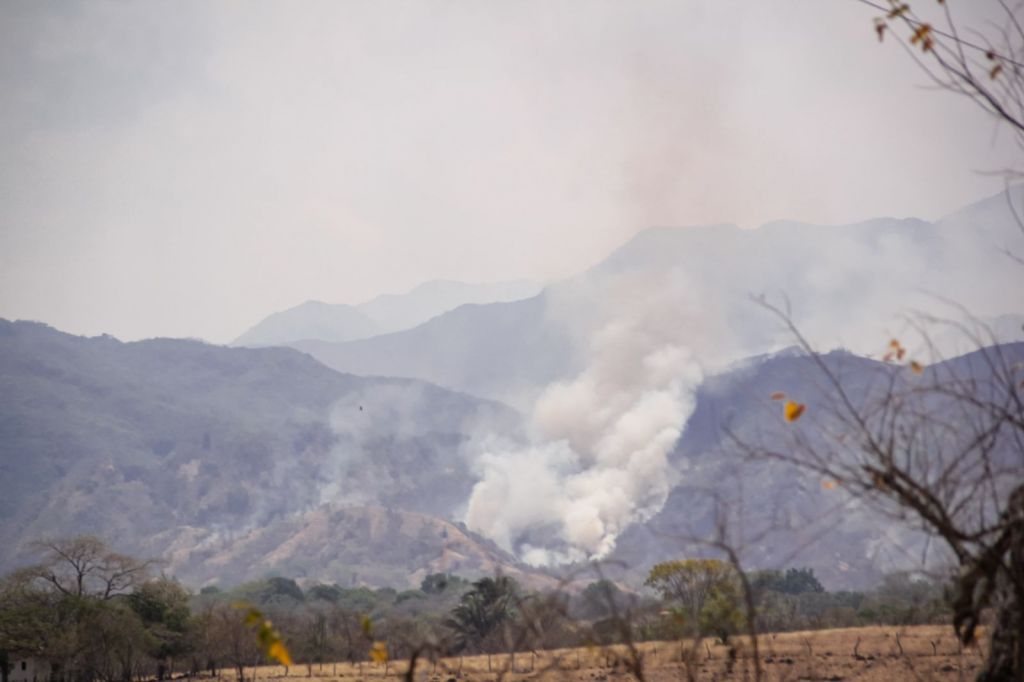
(0, 2), (1019, 343)
(460, 187), (1024, 564)
(465, 270), (731, 563)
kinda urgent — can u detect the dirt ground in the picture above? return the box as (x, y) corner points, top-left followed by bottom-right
(243, 625), (986, 681)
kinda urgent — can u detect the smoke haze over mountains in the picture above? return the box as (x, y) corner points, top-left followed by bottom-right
(465, 270), (719, 562)
(2, 0), (1024, 596)
(1, 1), (1020, 343)
(457, 190), (1024, 563)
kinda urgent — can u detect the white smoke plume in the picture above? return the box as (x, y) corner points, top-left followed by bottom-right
(465, 269), (730, 563)
(466, 190), (1024, 565)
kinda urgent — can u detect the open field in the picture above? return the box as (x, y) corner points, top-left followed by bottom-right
(235, 625), (986, 682)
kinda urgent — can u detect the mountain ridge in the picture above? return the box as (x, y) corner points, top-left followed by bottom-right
(0, 318), (528, 587)
(279, 188), (1024, 407)
(233, 279), (543, 348)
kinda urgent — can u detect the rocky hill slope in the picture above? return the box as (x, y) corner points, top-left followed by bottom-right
(0, 319), (537, 586)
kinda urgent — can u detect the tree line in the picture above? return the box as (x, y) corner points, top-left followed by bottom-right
(0, 536), (958, 682)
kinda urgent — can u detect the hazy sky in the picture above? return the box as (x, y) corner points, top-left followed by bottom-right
(1, 1), (1018, 343)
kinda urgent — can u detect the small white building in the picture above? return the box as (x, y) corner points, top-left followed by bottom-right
(7, 658), (50, 682)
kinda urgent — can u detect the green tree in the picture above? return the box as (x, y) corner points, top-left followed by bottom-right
(698, 579), (745, 642)
(0, 536), (161, 681)
(127, 577), (193, 667)
(306, 584), (342, 603)
(444, 576), (517, 653)
(750, 567), (824, 596)
(420, 573), (468, 596)
(645, 559), (744, 640)
(575, 579), (625, 621)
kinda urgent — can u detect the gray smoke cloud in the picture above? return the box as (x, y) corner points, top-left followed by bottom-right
(465, 270), (732, 563)
(0, 1), (1018, 343)
(462, 187), (1024, 563)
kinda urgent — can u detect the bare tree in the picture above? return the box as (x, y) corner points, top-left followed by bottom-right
(728, 5), (1024, 678)
(863, 0), (1024, 153)
(22, 536), (155, 600)
(743, 301), (1024, 681)
(1, 537), (171, 682)
(208, 603), (261, 682)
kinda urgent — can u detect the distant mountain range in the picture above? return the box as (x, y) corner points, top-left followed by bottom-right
(3, 189), (1023, 592)
(291, 294), (578, 411)
(233, 279), (542, 347)
(0, 319), (545, 588)
(270, 189), (1024, 409)
(3, 318), (1020, 590)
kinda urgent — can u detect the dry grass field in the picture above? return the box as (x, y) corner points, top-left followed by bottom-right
(236, 625), (986, 682)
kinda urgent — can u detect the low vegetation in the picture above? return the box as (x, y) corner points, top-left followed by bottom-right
(0, 536), (968, 682)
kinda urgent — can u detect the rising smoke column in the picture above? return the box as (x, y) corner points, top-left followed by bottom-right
(465, 269), (725, 564)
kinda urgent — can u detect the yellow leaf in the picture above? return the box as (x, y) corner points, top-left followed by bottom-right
(370, 641), (389, 663)
(268, 641), (294, 666)
(822, 480), (838, 490)
(909, 360), (924, 374)
(235, 604), (292, 665)
(910, 24), (932, 51)
(784, 400), (805, 422)
(770, 391), (786, 401)
(886, 339), (906, 362)
(991, 64), (1003, 79)
(238, 605), (263, 626)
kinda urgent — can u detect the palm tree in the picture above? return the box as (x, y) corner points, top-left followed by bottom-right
(443, 576), (517, 655)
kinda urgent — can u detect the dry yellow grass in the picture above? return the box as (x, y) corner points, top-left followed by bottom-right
(232, 624), (986, 682)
